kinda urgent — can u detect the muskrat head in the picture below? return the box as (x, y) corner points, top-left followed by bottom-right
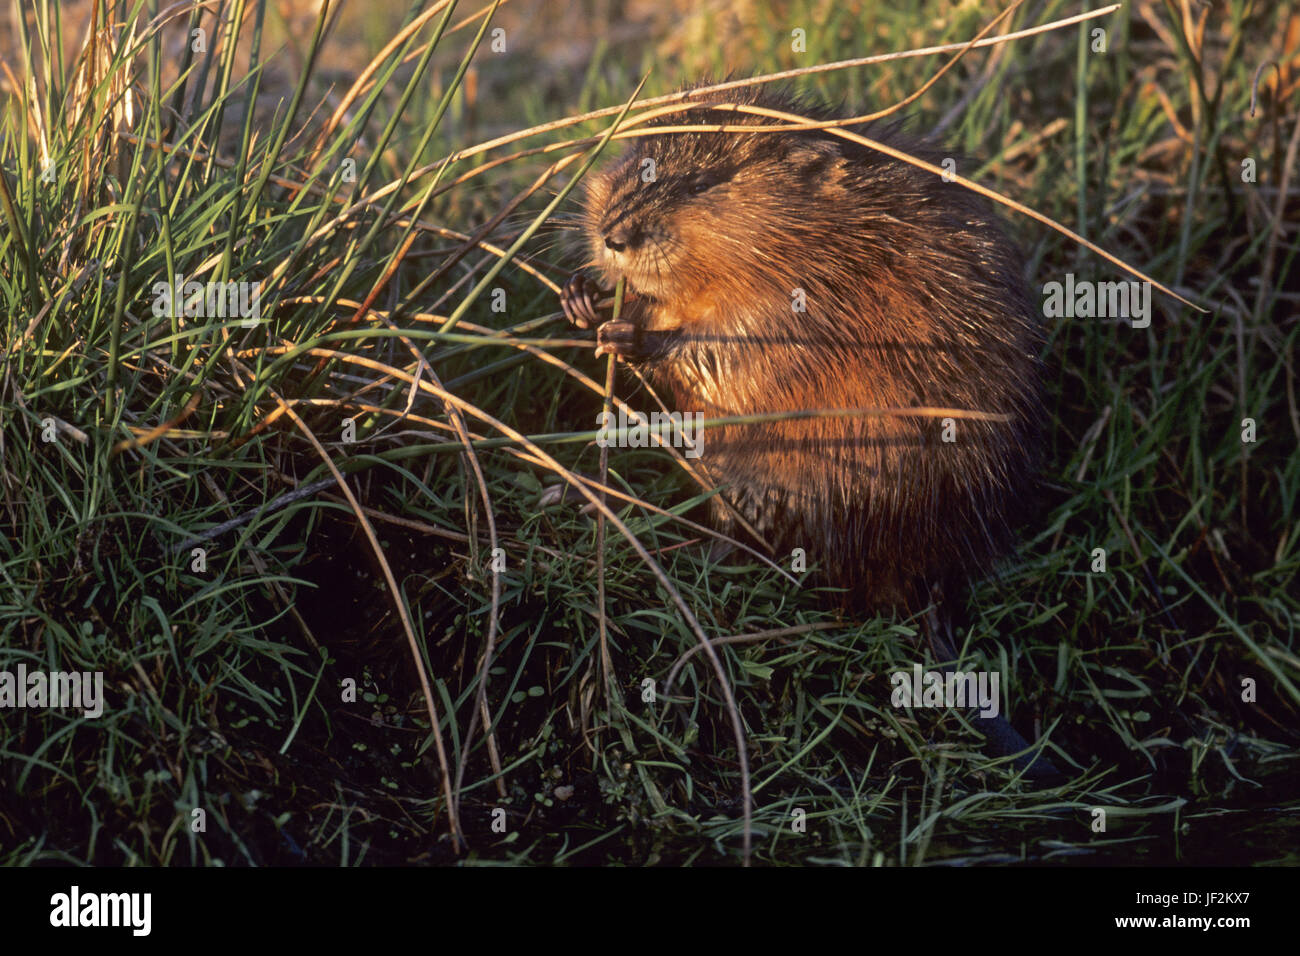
(580, 93), (849, 308)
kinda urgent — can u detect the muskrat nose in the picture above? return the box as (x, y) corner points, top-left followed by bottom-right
(603, 224), (643, 253)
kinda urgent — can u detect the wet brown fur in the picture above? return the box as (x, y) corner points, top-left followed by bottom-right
(573, 87), (1045, 611)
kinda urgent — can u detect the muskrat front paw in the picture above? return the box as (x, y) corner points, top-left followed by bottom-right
(594, 320), (646, 361)
(560, 272), (606, 330)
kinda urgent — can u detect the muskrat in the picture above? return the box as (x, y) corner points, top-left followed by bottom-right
(560, 86), (1060, 778)
(562, 86), (1045, 616)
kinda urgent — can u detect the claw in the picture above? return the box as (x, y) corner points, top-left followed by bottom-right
(561, 272), (605, 329)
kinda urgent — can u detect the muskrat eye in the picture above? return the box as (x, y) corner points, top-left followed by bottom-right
(687, 171), (729, 196)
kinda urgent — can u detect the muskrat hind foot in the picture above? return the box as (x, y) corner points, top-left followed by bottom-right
(560, 272), (607, 330)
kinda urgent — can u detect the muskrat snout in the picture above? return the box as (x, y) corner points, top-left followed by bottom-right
(602, 223), (645, 253)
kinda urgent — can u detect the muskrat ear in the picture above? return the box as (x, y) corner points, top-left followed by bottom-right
(785, 138), (842, 177)
(687, 169), (732, 195)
